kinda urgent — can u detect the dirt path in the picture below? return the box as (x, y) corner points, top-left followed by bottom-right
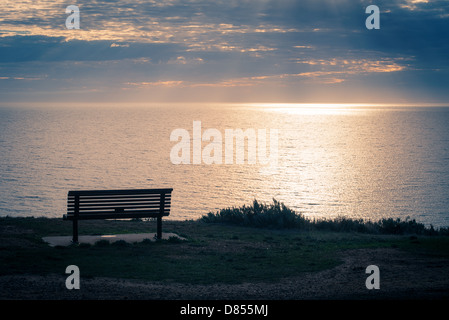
(1, 248), (448, 300)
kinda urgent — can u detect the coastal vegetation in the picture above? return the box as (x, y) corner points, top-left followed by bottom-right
(1, 200), (448, 285)
(201, 199), (449, 236)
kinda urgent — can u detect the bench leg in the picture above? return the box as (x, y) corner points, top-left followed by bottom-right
(156, 216), (162, 240)
(73, 219), (79, 243)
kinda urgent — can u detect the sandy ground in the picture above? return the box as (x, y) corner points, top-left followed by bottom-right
(1, 247), (448, 300)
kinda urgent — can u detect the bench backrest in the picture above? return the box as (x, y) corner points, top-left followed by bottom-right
(67, 188), (173, 219)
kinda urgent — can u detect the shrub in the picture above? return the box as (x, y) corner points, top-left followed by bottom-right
(201, 199), (449, 236)
(201, 199), (310, 229)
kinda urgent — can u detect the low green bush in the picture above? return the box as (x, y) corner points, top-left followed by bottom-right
(202, 199), (449, 236)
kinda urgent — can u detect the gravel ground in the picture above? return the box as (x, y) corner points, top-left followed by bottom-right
(1, 248), (448, 300)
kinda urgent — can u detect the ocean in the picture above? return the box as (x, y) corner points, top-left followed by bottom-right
(1, 103), (448, 227)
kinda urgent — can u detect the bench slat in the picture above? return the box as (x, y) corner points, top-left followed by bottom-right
(68, 188), (172, 196)
(68, 197), (171, 203)
(68, 198), (171, 204)
(68, 201), (170, 208)
(68, 199), (169, 206)
(69, 193), (171, 198)
(64, 212), (169, 220)
(66, 208), (170, 214)
(68, 205), (171, 212)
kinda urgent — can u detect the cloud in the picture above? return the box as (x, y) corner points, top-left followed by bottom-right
(0, 0), (448, 103)
(110, 43), (129, 47)
(0, 35), (183, 63)
(296, 58), (408, 73)
(126, 80), (184, 87)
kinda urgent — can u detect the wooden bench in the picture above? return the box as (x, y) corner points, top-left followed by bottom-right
(63, 188), (173, 243)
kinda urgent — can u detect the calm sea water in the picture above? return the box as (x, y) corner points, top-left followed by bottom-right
(1, 104), (449, 227)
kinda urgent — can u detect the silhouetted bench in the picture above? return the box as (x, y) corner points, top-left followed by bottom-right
(63, 188), (173, 243)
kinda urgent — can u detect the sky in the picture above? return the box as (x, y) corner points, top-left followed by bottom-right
(0, 0), (448, 104)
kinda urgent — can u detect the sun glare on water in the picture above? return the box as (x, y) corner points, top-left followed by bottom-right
(242, 103), (386, 115)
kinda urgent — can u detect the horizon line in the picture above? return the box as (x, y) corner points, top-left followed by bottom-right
(1, 101), (449, 108)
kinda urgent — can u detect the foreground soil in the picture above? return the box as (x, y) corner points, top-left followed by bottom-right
(2, 247), (448, 300)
